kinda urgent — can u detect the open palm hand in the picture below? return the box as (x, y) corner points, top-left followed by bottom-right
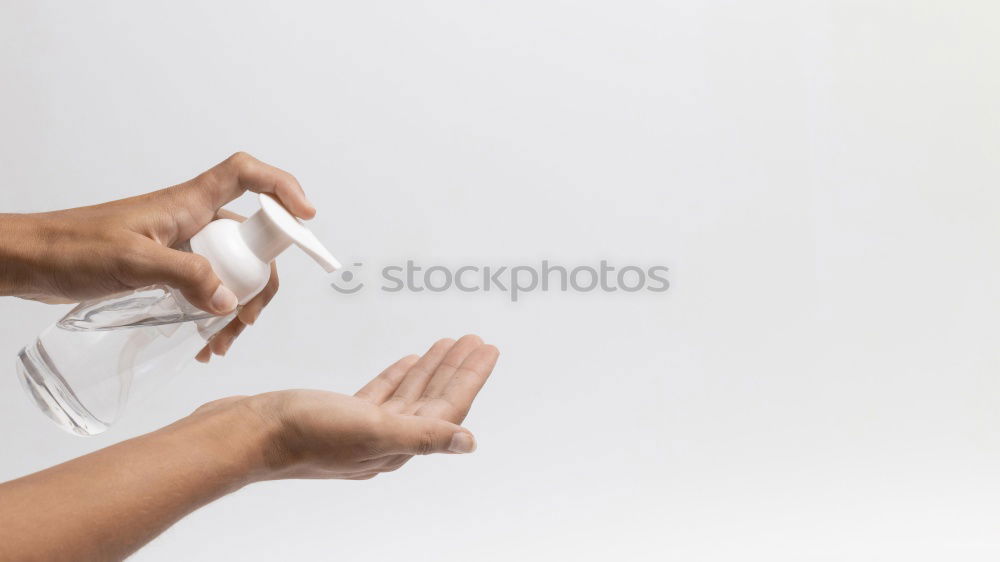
(198, 335), (500, 481)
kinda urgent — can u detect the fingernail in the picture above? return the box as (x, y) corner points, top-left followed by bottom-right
(448, 432), (476, 454)
(211, 285), (238, 313)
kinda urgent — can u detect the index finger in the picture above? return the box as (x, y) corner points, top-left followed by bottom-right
(183, 152), (316, 226)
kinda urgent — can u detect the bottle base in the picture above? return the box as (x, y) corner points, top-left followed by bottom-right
(16, 342), (109, 436)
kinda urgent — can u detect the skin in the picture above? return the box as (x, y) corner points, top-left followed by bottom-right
(0, 154), (500, 560)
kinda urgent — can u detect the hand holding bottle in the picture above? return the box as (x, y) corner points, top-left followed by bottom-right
(0, 152), (313, 360)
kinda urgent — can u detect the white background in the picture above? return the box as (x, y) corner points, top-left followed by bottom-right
(1, 1), (999, 560)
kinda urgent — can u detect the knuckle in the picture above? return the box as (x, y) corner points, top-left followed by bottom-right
(265, 276), (280, 299)
(209, 332), (231, 352)
(185, 255), (214, 281)
(226, 151), (254, 170)
(283, 170), (302, 188)
(416, 431), (435, 455)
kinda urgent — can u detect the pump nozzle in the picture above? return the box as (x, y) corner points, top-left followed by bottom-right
(239, 194), (341, 271)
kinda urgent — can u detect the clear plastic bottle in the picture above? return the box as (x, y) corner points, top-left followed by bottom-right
(15, 194), (340, 436)
(18, 286), (234, 435)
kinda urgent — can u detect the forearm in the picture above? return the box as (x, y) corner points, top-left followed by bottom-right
(0, 405), (269, 561)
(0, 213), (43, 297)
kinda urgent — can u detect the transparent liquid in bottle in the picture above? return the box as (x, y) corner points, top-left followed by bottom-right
(16, 285), (234, 436)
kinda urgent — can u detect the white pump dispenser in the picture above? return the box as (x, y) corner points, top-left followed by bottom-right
(16, 193), (339, 436)
(190, 193), (341, 303)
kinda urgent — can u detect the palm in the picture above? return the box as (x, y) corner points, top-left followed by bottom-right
(263, 335), (499, 480)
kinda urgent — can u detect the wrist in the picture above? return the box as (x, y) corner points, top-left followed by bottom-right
(177, 395), (287, 486)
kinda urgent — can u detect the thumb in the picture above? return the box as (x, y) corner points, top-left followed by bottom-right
(381, 414), (477, 455)
(129, 240), (238, 315)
